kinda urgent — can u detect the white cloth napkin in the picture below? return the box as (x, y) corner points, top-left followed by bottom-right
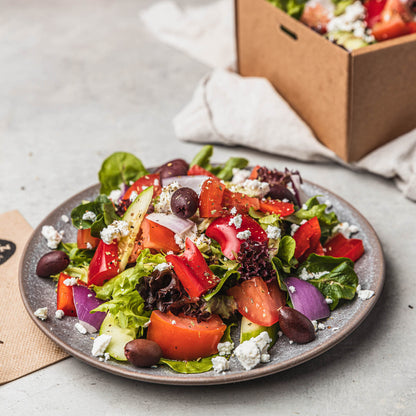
(140, 0), (416, 201)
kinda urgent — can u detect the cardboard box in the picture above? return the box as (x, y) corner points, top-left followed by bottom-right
(235, 0), (416, 161)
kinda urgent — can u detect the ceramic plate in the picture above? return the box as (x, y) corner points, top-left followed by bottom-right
(19, 180), (384, 385)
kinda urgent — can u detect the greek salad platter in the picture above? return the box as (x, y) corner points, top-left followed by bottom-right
(19, 146), (384, 385)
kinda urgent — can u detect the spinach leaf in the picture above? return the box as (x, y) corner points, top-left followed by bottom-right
(205, 261), (240, 301)
(271, 235), (297, 289)
(299, 254), (358, 310)
(159, 356), (214, 374)
(98, 152), (148, 195)
(294, 196), (339, 242)
(58, 242), (94, 267)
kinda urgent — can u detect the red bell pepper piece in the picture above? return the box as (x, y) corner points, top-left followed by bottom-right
(140, 217), (181, 253)
(88, 240), (119, 286)
(206, 214), (268, 260)
(187, 165), (217, 177)
(222, 189), (260, 214)
(324, 233), (364, 262)
(364, 0), (388, 28)
(57, 273), (77, 316)
(259, 199), (295, 217)
(198, 177), (225, 218)
(77, 228), (100, 250)
(248, 165), (261, 180)
(166, 238), (220, 298)
(293, 217), (322, 262)
(123, 173), (161, 200)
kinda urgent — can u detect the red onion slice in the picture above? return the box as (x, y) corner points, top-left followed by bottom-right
(146, 212), (195, 236)
(73, 285), (107, 333)
(285, 276), (330, 321)
(161, 175), (209, 195)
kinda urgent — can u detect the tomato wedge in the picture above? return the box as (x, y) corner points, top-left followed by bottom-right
(77, 229), (100, 250)
(222, 189), (260, 214)
(198, 177), (225, 218)
(228, 277), (285, 326)
(146, 311), (226, 360)
(123, 173), (161, 201)
(187, 165), (217, 177)
(324, 233), (364, 262)
(140, 217), (180, 253)
(259, 199), (294, 217)
(57, 273), (77, 316)
(372, 15), (410, 40)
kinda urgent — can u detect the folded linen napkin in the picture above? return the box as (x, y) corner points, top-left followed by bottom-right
(141, 0), (416, 201)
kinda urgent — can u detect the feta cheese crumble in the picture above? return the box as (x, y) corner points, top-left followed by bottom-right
(236, 230), (251, 240)
(299, 268), (329, 281)
(63, 277), (77, 286)
(211, 356), (230, 373)
(129, 191), (138, 202)
(332, 222), (359, 238)
(100, 220), (130, 244)
(55, 309), (65, 319)
(108, 189), (122, 204)
(230, 207), (237, 215)
(288, 285), (296, 294)
(290, 224), (300, 236)
(75, 322), (88, 334)
(266, 225), (281, 240)
(34, 307), (48, 321)
(154, 182), (181, 214)
(217, 341), (234, 356)
(61, 214), (69, 223)
(357, 288), (375, 300)
(228, 214), (242, 229)
(82, 211), (97, 222)
(41, 225), (63, 249)
(240, 179), (270, 198)
(231, 168), (251, 185)
(154, 262), (171, 272)
(91, 334), (112, 357)
(234, 332), (272, 371)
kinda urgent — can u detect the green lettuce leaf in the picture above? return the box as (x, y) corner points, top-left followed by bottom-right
(58, 242), (94, 267)
(271, 235), (298, 289)
(267, 0), (308, 19)
(98, 152), (148, 195)
(298, 254), (358, 309)
(159, 356), (214, 374)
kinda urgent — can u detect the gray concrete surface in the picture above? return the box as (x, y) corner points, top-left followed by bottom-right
(0, 1), (415, 415)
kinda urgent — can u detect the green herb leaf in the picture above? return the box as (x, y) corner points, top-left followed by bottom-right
(159, 356), (214, 374)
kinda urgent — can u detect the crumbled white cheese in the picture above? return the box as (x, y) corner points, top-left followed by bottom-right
(86, 242), (93, 250)
(75, 322), (88, 334)
(228, 214), (242, 229)
(299, 268), (329, 281)
(100, 220), (130, 244)
(108, 189), (122, 204)
(171, 320), (176, 325)
(288, 285), (296, 294)
(129, 191), (138, 202)
(55, 309), (65, 319)
(357, 289), (375, 300)
(325, 298), (333, 304)
(231, 168), (251, 185)
(236, 230), (251, 240)
(332, 222), (359, 238)
(154, 182), (181, 214)
(63, 277), (77, 287)
(41, 225), (63, 249)
(240, 179), (270, 198)
(82, 210), (97, 222)
(212, 356), (230, 373)
(217, 341), (234, 356)
(61, 214), (69, 223)
(318, 323), (326, 330)
(266, 225), (281, 240)
(302, 204), (308, 210)
(290, 224), (300, 236)
(34, 307), (48, 321)
(230, 207), (237, 215)
(154, 262), (171, 272)
(91, 334), (112, 356)
(104, 352), (110, 361)
(234, 331), (272, 371)
(324, 199), (333, 209)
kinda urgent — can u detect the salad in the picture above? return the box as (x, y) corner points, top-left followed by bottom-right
(35, 146), (370, 374)
(268, 0), (416, 50)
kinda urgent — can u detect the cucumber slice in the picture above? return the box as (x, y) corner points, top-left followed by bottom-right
(118, 186), (153, 271)
(99, 313), (136, 361)
(240, 316), (278, 349)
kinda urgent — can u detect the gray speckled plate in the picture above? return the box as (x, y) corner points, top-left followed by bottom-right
(19, 180), (384, 385)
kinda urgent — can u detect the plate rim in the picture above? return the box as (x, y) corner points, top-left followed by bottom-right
(18, 180), (385, 385)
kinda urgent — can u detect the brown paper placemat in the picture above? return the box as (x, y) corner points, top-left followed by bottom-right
(0, 210), (68, 385)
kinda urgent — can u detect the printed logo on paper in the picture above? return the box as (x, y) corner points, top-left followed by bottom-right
(0, 240), (16, 266)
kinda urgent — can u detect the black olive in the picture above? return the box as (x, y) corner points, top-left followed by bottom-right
(156, 159), (189, 180)
(170, 187), (198, 219)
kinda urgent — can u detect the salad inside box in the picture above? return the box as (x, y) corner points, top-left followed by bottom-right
(34, 146), (374, 374)
(268, 0), (416, 50)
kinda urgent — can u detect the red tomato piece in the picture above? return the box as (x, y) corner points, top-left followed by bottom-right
(57, 273), (77, 316)
(123, 173), (161, 201)
(300, 2), (331, 33)
(146, 310), (226, 361)
(77, 229), (100, 250)
(222, 189), (260, 214)
(324, 233), (364, 262)
(198, 177), (225, 218)
(206, 214), (268, 260)
(364, 0), (387, 28)
(259, 199), (295, 217)
(140, 217), (181, 253)
(187, 165), (217, 177)
(88, 240), (119, 286)
(372, 15), (410, 40)
(228, 277), (283, 327)
(166, 238), (220, 298)
(248, 165), (261, 180)
(408, 21), (416, 33)
(293, 217), (322, 262)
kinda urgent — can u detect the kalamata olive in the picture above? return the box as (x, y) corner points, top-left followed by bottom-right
(156, 159), (189, 180)
(36, 250), (70, 277)
(267, 184), (296, 204)
(278, 306), (316, 344)
(124, 339), (162, 367)
(170, 187), (198, 219)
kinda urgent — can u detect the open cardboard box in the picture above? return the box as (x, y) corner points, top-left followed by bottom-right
(235, 0), (416, 161)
